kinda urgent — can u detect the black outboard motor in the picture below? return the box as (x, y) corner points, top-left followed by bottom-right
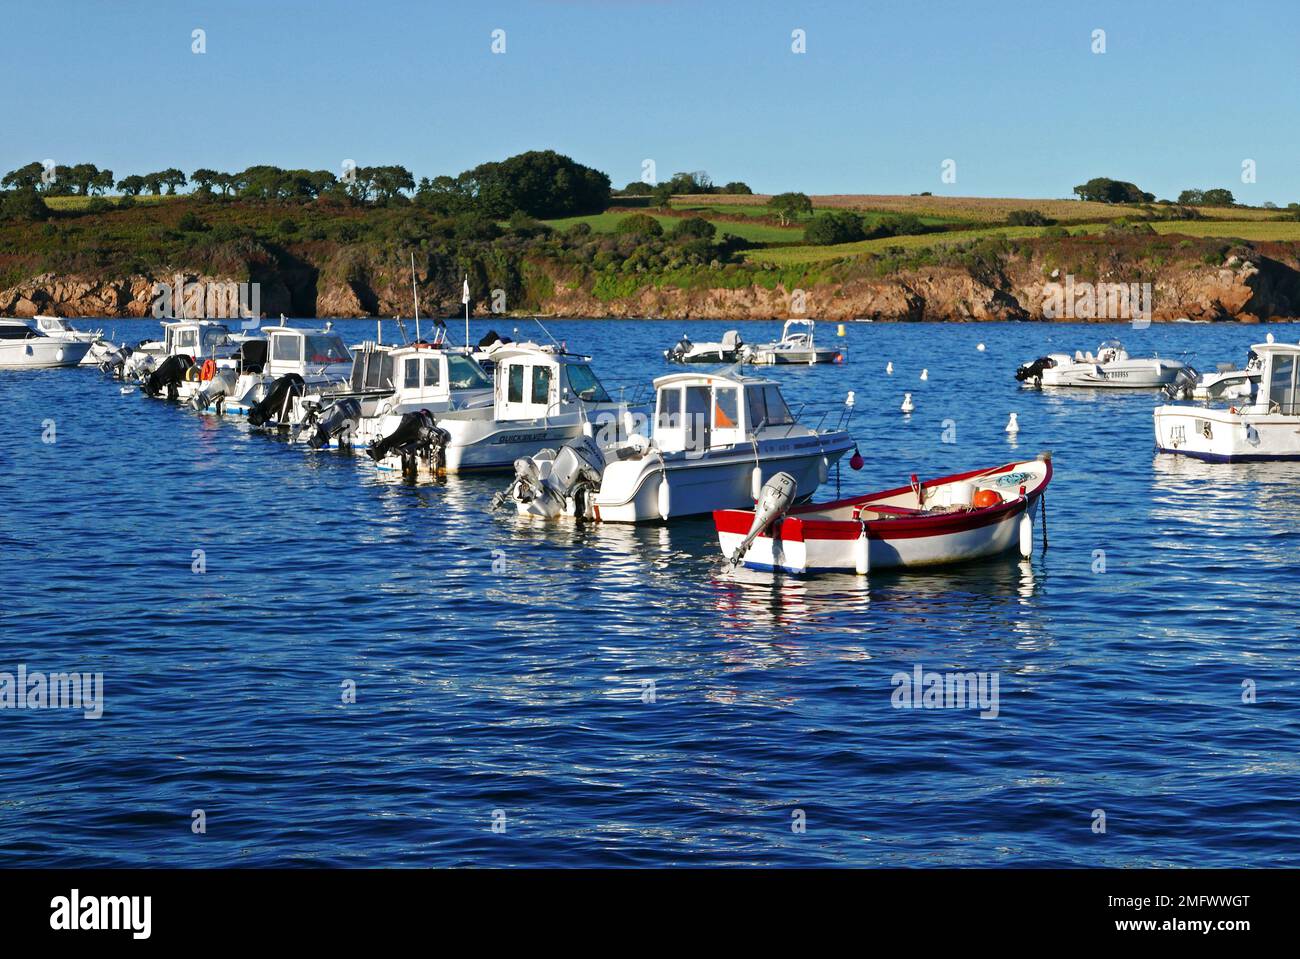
(365, 409), (450, 478)
(247, 373), (305, 428)
(1015, 356), (1056, 383)
(665, 334), (691, 363)
(477, 330), (512, 349)
(144, 354), (194, 399)
(306, 398), (362, 450)
(192, 368), (238, 412)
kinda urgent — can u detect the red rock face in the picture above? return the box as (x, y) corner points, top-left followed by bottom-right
(3, 247), (1299, 322)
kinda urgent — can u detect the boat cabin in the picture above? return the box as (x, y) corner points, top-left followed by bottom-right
(391, 343), (493, 405)
(162, 320), (233, 359)
(492, 345), (613, 420)
(652, 371), (794, 453)
(264, 324), (352, 377)
(1253, 342), (1300, 415)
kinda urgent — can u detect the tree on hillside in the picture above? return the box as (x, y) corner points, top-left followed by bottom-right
(459, 150), (610, 218)
(116, 174), (146, 196)
(768, 191), (813, 225)
(619, 181), (654, 196)
(0, 188), (50, 221)
(719, 181), (753, 194)
(1177, 188), (1204, 205)
(89, 168), (115, 195)
(804, 210), (866, 245)
(141, 172), (165, 195)
(159, 168), (188, 194)
(614, 213), (663, 237)
(671, 216), (717, 241)
(1201, 187), (1235, 206)
(1073, 177), (1153, 204)
(650, 182), (674, 209)
(191, 168), (222, 194)
(2, 162), (47, 192)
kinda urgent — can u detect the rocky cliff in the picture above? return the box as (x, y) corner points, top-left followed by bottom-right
(5, 239), (1300, 322)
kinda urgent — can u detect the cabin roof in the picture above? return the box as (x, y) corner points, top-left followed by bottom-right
(1253, 342), (1300, 356)
(652, 369), (777, 390)
(491, 344), (592, 363)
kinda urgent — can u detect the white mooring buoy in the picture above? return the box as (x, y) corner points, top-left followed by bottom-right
(886, 361), (894, 375)
(920, 368), (928, 381)
(1006, 412), (1019, 435)
(977, 343), (986, 352)
(901, 392), (914, 413)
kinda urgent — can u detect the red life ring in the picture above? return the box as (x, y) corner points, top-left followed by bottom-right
(200, 358), (217, 381)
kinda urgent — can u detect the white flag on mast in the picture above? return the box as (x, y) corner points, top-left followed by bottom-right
(461, 277), (470, 305)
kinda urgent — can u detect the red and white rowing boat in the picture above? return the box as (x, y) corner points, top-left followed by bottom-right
(714, 454), (1052, 575)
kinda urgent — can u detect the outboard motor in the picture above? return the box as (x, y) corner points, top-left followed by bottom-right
(191, 368), (238, 412)
(544, 436), (606, 517)
(1162, 366), (1198, 401)
(366, 410), (449, 477)
(144, 354), (194, 399)
(477, 330), (512, 349)
(665, 334), (692, 363)
(728, 472), (799, 567)
(304, 397), (362, 450)
(1015, 356), (1056, 384)
(247, 373), (305, 427)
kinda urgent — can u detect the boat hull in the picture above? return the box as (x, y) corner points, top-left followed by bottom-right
(1153, 405), (1300, 461)
(589, 433), (850, 523)
(715, 457), (1051, 575)
(0, 339), (94, 370)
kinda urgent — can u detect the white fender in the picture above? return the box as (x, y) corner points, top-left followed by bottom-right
(657, 473), (671, 520)
(819, 455), (829, 484)
(1019, 510), (1034, 558)
(854, 529), (870, 575)
(751, 466), (762, 501)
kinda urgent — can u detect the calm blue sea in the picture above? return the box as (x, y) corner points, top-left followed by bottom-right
(2, 318), (1298, 867)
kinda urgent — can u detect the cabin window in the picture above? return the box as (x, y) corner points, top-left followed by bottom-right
(447, 353), (491, 390)
(657, 387), (682, 430)
(507, 364), (524, 403)
(304, 334), (349, 364)
(685, 385), (712, 452)
(762, 385), (794, 425)
(713, 386), (739, 430)
(0, 325), (34, 340)
(367, 353), (394, 390)
(423, 358), (441, 387)
(273, 336), (302, 362)
(566, 363), (611, 403)
(404, 358), (420, 389)
(531, 366), (552, 405)
(1270, 355), (1297, 414)
(746, 385), (768, 428)
(176, 330), (198, 351)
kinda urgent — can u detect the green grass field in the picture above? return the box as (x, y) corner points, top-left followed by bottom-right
(1147, 220), (1300, 242)
(542, 210), (806, 243)
(744, 225), (1102, 265)
(43, 194), (175, 210)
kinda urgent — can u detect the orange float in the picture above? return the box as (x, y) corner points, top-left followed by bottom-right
(973, 489), (1001, 509)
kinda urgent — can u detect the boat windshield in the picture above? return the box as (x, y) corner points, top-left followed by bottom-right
(447, 353), (491, 390)
(746, 383), (794, 427)
(566, 363), (611, 402)
(305, 334), (350, 364)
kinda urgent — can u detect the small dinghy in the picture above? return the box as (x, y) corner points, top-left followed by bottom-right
(716, 454), (1052, 575)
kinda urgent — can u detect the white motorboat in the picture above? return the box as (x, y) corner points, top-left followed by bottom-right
(747, 319), (843, 365)
(716, 455), (1052, 575)
(500, 370), (854, 522)
(0, 318), (95, 369)
(1154, 341), (1300, 461)
(214, 324), (352, 426)
(366, 342), (625, 476)
(664, 330), (750, 364)
(1163, 350), (1263, 403)
(31, 316), (121, 367)
(290, 339), (494, 449)
(1015, 339), (1188, 388)
(126, 319), (257, 393)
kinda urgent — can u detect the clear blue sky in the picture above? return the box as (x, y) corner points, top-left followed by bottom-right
(4, 0), (1298, 202)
